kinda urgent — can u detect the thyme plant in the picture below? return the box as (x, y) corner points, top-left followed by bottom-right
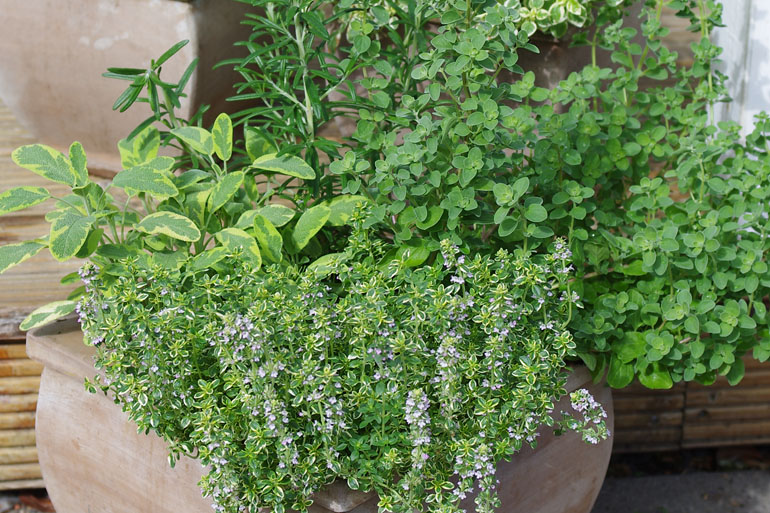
(78, 224), (607, 513)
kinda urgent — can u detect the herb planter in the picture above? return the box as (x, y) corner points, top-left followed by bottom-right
(27, 317), (613, 513)
(0, 0), (251, 173)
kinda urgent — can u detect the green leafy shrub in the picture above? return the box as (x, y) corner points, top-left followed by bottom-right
(1, 0), (767, 511)
(0, 12), (614, 513)
(220, 0), (631, 196)
(0, 101), (370, 329)
(227, 0), (768, 388)
(78, 224), (606, 513)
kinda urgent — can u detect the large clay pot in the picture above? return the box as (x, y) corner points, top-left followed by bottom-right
(27, 317), (613, 513)
(514, 4), (645, 90)
(0, 0), (252, 173)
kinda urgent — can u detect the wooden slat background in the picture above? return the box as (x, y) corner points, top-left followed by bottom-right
(613, 381), (686, 453)
(0, 99), (77, 489)
(0, 101), (82, 341)
(613, 355), (770, 452)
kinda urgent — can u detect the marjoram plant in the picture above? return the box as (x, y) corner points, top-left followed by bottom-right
(223, 0), (770, 389)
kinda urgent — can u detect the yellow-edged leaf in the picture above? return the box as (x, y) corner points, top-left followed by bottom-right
(215, 228), (261, 269)
(292, 205), (330, 250)
(171, 127), (214, 156)
(0, 241), (46, 274)
(253, 214), (283, 263)
(20, 301), (77, 331)
(0, 187), (50, 216)
(12, 144), (77, 186)
(207, 172), (244, 214)
(212, 113), (233, 161)
(251, 153), (315, 180)
(136, 212), (201, 242)
(49, 210), (96, 261)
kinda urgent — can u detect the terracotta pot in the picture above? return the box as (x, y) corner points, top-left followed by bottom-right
(27, 317), (613, 513)
(0, 0), (252, 173)
(512, 4), (646, 91)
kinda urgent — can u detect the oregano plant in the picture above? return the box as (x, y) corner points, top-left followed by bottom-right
(284, 0), (770, 389)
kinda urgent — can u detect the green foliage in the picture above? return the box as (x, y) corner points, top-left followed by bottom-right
(225, 0), (629, 204)
(0, 14), (623, 513)
(104, 39), (205, 145)
(4, 3), (769, 512)
(78, 228), (606, 513)
(0, 70), (363, 327)
(232, 0), (763, 389)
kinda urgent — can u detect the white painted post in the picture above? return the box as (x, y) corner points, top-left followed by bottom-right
(712, 0), (770, 133)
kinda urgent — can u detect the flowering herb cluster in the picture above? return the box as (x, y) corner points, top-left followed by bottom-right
(78, 224), (607, 513)
(15, 0), (762, 389)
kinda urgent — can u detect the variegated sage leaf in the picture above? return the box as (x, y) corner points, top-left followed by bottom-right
(68, 142), (88, 187)
(171, 127), (214, 156)
(113, 164), (178, 199)
(20, 300), (77, 331)
(0, 187), (50, 216)
(253, 214), (283, 263)
(251, 153), (315, 180)
(215, 228), (261, 269)
(49, 210), (96, 261)
(136, 212), (201, 242)
(12, 144), (77, 186)
(292, 204), (330, 250)
(212, 113), (233, 161)
(117, 125), (160, 168)
(0, 241), (46, 274)
(326, 195), (369, 226)
(256, 204), (295, 227)
(207, 172), (244, 214)
(190, 247), (229, 271)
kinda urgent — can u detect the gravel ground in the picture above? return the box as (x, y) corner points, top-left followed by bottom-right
(592, 470), (770, 513)
(592, 446), (770, 513)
